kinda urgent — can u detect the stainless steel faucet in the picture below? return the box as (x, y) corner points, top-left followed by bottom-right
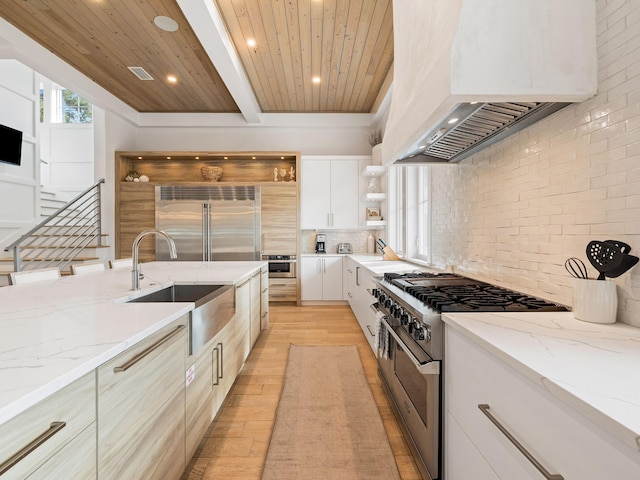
(131, 229), (177, 290)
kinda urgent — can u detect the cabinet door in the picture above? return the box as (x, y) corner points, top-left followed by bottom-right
(185, 339), (217, 461)
(330, 160), (359, 229)
(97, 317), (187, 480)
(261, 184), (298, 254)
(321, 256), (344, 301)
(260, 267), (269, 328)
(300, 256), (324, 301)
(0, 373), (95, 480)
(27, 424), (96, 480)
(300, 159), (331, 229)
(250, 272), (261, 348)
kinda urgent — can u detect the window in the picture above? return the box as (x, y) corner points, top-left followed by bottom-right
(50, 86), (93, 124)
(388, 165), (431, 263)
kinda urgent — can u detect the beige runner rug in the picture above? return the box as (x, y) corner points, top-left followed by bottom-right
(261, 344), (401, 479)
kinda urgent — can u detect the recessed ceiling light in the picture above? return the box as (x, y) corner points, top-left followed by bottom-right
(167, 156), (171, 159)
(247, 38), (257, 48)
(195, 156), (200, 160)
(281, 156), (284, 159)
(447, 117), (459, 124)
(312, 76), (321, 84)
(224, 156), (228, 160)
(252, 156), (256, 159)
(137, 156), (142, 160)
(167, 75), (177, 83)
(154, 16), (179, 32)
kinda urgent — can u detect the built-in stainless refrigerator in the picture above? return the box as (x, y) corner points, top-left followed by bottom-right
(155, 185), (261, 261)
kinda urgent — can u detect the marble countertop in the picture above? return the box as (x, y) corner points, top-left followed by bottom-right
(0, 261), (265, 426)
(443, 312), (640, 453)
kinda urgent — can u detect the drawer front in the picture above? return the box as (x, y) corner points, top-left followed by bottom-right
(269, 278), (297, 301)
(0, 372), (95, 480)
(97, 317), (187, 480)
(445, 327), (640, 480)
(27, 424), (96, 480)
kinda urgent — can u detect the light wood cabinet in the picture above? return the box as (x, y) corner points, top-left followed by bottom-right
(300, 158), (359, 229)
(301, 255), (344, 301)
(445, 325), (640, 480)
(0, 372), (95, 480)
(268, 278), (297, 302)
(185, 337), (218, 461)
(97, 316), (187, 480)
(344, 258), (378, 352)
(27, 423), (97, 480)
(249, 271), (261, 348)
(115, 182), (156, 262)
(261, 183), (297, 255)
(260, 266), (269, 328)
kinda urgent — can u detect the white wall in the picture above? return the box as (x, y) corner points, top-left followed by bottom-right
(0, 59), (39, 254)
(428, 0), (640, 326)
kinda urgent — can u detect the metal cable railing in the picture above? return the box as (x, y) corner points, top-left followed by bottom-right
(4, 179), (105, 272)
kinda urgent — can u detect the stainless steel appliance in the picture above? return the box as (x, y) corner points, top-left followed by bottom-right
(371, 272), (568, 480)
(262, 255), (296, 278)
(337, 243), (352, 254)
(155, 185), (261, 261)
(315, 234), (326, 254)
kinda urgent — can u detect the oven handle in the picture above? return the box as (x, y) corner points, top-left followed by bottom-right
(380, 317), (440, 375)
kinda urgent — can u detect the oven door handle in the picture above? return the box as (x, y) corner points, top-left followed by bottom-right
(381, 318), (440, 376)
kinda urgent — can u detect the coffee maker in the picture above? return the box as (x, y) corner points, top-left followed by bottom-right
(315, 234), (326, 254)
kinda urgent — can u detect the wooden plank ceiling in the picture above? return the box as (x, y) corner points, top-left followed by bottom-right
(0, 0), (393, 115)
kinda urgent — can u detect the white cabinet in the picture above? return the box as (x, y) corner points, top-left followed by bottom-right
(97, 316), (187, 480)
(260, 266), (269, 328)
(0, 372), (96, 480)
(301, 255), (343, 301)
(445, 325), (640, 480)
(249, 271), (261, 348)
(344, 257), (379, 352)
(300, 157), (359, 229)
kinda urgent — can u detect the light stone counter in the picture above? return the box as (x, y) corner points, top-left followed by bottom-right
(443, 311), (640, 453)
(0, 261), (265, 426)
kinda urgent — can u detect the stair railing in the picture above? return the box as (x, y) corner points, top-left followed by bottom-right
(4, 178), (105, 272)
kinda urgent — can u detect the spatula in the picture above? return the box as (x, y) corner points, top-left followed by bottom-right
(586, 241), (624, 280)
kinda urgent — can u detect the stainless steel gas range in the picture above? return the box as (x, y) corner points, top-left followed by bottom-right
(371, 272), (567, 480)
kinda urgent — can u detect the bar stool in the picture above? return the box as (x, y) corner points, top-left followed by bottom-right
(9, 267), (61, 285)
(70, 262), (107, 275)
(109, 258), (133, 270)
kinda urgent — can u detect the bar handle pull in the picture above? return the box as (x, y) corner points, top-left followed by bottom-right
(478, 404), (563, 480)
(114, 325), (185, 373)
(0, 421), (66, 475)
(366, 325), (376, 337)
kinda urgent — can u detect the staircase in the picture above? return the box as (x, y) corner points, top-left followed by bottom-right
(1, 180), (108, 286)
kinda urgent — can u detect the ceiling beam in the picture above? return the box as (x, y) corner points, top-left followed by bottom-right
(176, 0), (263, 124)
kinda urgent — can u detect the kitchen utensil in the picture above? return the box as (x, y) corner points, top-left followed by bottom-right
(586, 240), (624, 280)
(604, 253), (639, 278)
(604, 239), (632, 254)
(377, 239), (386, 252)
(564, 257), (588, 279)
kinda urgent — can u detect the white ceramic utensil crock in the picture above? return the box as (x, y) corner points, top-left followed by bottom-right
(573, 278), (617, 324)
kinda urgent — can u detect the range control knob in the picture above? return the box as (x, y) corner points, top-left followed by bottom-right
(393, 307), (402, 319)
(372, 288), (380, 298)
(384, 298), (392, 309)
(378, 293), (386, 304)
(400, 313), (409, 325)
(414, 326), (426, 341)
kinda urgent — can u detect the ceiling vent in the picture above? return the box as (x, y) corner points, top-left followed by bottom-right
(127, 66), (154, 81)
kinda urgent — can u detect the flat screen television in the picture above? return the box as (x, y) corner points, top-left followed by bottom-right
(0, 124), (23, 166)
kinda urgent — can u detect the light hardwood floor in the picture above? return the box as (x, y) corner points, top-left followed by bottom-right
(182, 304), (422, 480)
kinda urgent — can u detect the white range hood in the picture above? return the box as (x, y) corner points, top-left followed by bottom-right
(383, 0), (597, 165)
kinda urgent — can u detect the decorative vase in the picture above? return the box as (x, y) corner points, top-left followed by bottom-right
(201, 166), (223, 182)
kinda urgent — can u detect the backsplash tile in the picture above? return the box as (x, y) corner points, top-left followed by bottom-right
(429, 0), (640, 327)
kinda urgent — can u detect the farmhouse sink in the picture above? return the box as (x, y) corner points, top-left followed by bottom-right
(128, 284), (236, 355)
(127, 284), (229, 307)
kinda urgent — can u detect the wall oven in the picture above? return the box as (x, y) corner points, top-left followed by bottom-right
(262, 255), (296, 278)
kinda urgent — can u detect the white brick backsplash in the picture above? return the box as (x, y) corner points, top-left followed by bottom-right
(429, 0), (640, 326)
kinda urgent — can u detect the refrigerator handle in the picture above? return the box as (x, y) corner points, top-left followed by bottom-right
(202, 203), (211, 262)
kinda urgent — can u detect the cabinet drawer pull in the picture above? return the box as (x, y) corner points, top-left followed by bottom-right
(0, 421), (66, 475)
(478, 404), (563, 480)
(218, 342), (224, 379)
(114, 325), (185, 373)
(366, 325), (375, 337)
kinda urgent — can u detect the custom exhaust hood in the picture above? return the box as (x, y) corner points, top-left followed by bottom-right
(383, 0), (597, 165)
